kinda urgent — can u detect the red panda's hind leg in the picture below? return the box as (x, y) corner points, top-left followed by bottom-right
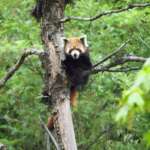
(47, 114), (57, 130)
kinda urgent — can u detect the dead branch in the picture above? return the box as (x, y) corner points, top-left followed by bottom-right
(93, 66), (141, 73)
(0, 49), (44, 89)
(61, 3), (150, 22)
(92, 55), (147, 74)
(93, 39), (130, 68)
(122, 55), (147, 63)
(39, 116), (60, 150)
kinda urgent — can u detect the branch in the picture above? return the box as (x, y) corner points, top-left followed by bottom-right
(93, 66), (141, 73)
(93, 39), (130, 68)
(92, 55), (147, 74)
(39, 116), (60, 150)
(122, 55), (147, 63)
(0, 49), (44, 89)
(61, 3), (150, 22)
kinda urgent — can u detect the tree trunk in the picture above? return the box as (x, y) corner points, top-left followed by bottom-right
(40, 0), (77, 149)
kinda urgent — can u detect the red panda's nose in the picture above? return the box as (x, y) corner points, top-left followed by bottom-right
(71, 50), (80, 59)
(72, 52), (80, 59)
(73, 53), (77, 58)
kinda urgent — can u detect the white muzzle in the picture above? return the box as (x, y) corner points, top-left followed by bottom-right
(70, 50), (80, 59)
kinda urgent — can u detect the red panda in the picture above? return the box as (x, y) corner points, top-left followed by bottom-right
(47, 36), (92, 129)
(63, 36), (92, 107)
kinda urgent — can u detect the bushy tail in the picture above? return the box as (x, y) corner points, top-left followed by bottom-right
(70, 86), (78, 107)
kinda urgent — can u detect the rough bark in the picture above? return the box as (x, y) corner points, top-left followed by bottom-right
(39, 0), (77, 149)
(0, 144), (6, 150)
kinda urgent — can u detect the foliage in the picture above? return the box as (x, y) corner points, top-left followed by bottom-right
(116, 58), (150, 146)
(0, 0), (46, 149)
(0, 0), (150, 150)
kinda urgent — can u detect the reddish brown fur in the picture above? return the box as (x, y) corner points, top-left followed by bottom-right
(47, 114), (57, 130)
(64, 37), (87, 54)
(70, 87), (78, 107)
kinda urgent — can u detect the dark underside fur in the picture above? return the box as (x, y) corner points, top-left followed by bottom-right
(63, 53), (92, 90)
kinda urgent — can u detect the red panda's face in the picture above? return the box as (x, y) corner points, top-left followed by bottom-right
(63, 36), (88, 60)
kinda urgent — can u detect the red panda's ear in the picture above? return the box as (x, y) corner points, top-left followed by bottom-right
(62, 37), (68, 47)
(80, 35), (88, 48)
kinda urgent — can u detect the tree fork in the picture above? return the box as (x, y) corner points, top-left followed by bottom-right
(39, 0), (77, 149)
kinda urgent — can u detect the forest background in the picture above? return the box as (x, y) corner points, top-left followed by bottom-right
(0, 0), (150, 149)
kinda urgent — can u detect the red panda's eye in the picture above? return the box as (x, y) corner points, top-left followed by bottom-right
(68, 49), (82, 54)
